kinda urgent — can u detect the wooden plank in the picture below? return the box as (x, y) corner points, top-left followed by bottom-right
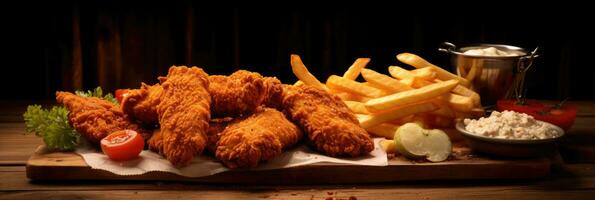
(6, 164), (595, 191)
(2, 185), (595, 200)
(26, 145), (550, 184)
(0, 123), (42, 165)
(559, 117), (595, 163)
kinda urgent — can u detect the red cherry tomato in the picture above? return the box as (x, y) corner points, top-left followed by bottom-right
(496, 99), (545, 114)
(100, 130), (144, 161)
(115, 89), (131, 104)
(497, 99), (577, 131)
(532, 105), (577, 131)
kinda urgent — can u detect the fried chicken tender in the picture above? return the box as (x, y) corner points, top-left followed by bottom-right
(151, 66), (211, 167)
(205, 117), (233, 154)
(121, 83), (163, 125)
(281, 85), (374, 157)
(208, 70), (273, 117)
(215, 107), (302, 168)
(262, 77), (284, 109)
(56, 91), (151, 144)
(150, 118), (232, 156)
(148, 128), (163, 153)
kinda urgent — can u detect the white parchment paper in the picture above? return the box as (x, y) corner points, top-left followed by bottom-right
(75, 138), (388, 177)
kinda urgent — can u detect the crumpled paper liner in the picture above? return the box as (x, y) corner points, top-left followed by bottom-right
(75, 138), (388, 177)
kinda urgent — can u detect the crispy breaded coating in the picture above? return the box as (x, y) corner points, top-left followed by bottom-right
(262, 77), (284, 110)
(121, 83), (163, 125)
(205, 117), (234, 154)
(281, 85), (374, 157)
(215, 107), (302, 168)
(208, 70), (268, 117)
(56, 92), (151, 143)
(152, 66), (211, 167)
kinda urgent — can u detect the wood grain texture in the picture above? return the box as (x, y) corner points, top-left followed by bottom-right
(4, 164), (595, 199)
(5, 164), (595, 190)
(26, 145), (550, 184)
(560, 117), (595, 163)
(3, 189), (594, 200)
(0, 123), (42, 165)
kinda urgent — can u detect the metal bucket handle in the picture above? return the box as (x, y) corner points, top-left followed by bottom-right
(438, 42), (457, 54)
(517, 47), (539, 73)
(513, 46), (539, 102)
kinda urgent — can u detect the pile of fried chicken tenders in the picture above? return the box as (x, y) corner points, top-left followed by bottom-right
(56, 65), (374, 168)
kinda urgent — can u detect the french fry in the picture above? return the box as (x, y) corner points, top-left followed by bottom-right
(326, 75), (384, 98)
(294, 80), (304, 86)
(431, 100), (456, 118)
(411, 78), (433, 88)
(356, 114), (369, 121)
(396, 53), (470, 87)
(389, 66), (434, 88)
(359, 102), (438, 128)
(411, 67), (436, 80)
(361, 68), (412, 92)
(391, 115), (415, 125)
(388, 66), (414, 80)
(334, 92), (349, 100)
(399, 78), (414, 86)
(344, 100), (371, 114)
(290, 54), (327, 91)
(335, 91), (371, 102)
(380, 139), (397, 153)
(399, 77), (433, 88)
(451, 84), (481, 106)
(435, 78), (481, 107)
(389, 66), (437, 81)
(443, 93), (474, 112)
(365, 79), (459, 113)
(363, 82), (392, 95)
(366, 123), (400, 139)
(343, 58), (371, 80)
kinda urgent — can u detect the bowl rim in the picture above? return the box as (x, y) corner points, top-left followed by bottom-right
(455, 120), (565, 144)
(448, 43), (529, 59)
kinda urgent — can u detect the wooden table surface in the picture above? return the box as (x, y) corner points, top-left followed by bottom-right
(2, 100), (595, 199)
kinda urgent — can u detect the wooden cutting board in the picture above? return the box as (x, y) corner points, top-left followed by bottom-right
(26, 143), (551, 184)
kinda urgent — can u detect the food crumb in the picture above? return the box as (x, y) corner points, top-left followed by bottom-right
(327, 191), (334, 195)
(387, 153), (395, 159)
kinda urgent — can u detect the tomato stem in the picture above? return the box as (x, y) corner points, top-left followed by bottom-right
(553, 97), (570, 109)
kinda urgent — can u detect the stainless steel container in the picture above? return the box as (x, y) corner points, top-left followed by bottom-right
(438, 42), (539, 107)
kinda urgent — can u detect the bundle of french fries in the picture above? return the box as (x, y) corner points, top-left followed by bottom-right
(290, 53), (484, 139)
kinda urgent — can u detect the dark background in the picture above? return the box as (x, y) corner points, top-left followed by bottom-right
(2, 3), (594, 101)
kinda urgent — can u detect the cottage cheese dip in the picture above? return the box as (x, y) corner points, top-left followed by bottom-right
(463, 111), (561, 140)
